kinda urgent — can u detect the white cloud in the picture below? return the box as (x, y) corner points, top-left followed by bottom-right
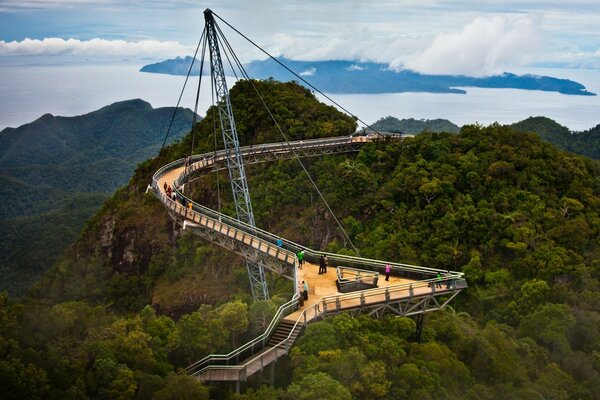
(0, 37), (191, 56)
(347, 64), (365, 71)
(299, 67), (316, 76)
(394, 16), (543, 76)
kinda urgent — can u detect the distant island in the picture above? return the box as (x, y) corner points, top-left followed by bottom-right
(140, 56), (596, 96)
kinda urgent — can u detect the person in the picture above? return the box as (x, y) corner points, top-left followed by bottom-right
(323, 255), (328, 273)
(187, 201), (193, 212)
(163, 182), (167, 192)
(436, 272), (442, 288)
(302, 280), (308, 300)
(319, 255), (326, 274)
(297, 249), (305, 269)
(298, 282), (304, 307)
(276, 238), (283, 248)
(409, 284), (414, 298)
(166, 185), (172, 198)
(385, 263), (391, 281)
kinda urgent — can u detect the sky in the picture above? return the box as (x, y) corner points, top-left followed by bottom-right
(0, 0), (599, 76)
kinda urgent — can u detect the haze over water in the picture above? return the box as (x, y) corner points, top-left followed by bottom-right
(0, 64), (598, 132)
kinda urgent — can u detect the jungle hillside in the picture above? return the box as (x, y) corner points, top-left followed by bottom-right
(0, 99), (195, 296)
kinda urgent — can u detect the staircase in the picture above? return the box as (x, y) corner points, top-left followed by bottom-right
(194, 319), (304, 382)
(267, 319), (302, 348)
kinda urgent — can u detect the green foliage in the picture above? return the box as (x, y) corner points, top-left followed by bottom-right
(511, 116), (600, 160)
(151, 374), (209, 400)
(287, 372), (352, 400)
(0, 99), (195, 297)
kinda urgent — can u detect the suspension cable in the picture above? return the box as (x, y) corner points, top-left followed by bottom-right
(216, 33), (239, 82)
(211, 68), (222, 213)
(183, 29), (208, 195)
(212, 11), (381, 135)
(213, 21), (362, 256)
(160, 29), (206, 152)
(189, 28), (208, 157)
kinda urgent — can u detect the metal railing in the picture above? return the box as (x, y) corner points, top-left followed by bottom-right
(336, 266), (379, 292)
(188, 300), (322, 381)
(184, 293), (301, 376)
(186, 273), (467, 381)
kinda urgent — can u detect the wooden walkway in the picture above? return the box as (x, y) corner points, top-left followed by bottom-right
(286, 261), (416, 322)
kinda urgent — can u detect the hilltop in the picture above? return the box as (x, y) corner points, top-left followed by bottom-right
(141, 56), (596, 96)
(511, 116), (600, 160)
(369, 115), (600, 161)
(371, 116), (460, 134)
(0, 99), (195, 296)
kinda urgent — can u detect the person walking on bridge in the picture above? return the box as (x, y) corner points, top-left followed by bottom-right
(385, 264), (391, 281)
(297, 249), (305, 269)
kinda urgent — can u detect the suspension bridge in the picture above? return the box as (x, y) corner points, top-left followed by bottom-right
(147, 9), (467, 389)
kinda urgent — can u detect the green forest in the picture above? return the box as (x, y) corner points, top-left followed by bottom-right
(0, 100), (194, 296)
(370, 116), (460, 134)
(1, 79), (600, 399)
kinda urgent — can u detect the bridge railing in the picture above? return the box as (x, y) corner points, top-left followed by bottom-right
(188, 273), (467, 380)
(189, 300), (322, 381)
(185, 292), (301, 376)
(319, 276), (467, 316)
(336, 266), (379, 292)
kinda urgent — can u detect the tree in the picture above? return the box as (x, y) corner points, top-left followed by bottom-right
(287, 372), (352, 400)
(218, 300), (249, 348)
(518, 303), (576, 355)
(151, 374), (208, 400)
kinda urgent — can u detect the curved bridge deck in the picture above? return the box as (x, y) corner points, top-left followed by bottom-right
(149, 135), (467, 383)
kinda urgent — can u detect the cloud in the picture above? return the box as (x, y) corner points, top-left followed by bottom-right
(0, 37), (191, 56)
(261, 28), (426, 65)
(347, 64), (365, 71)
(394, 16), (543, 76)
(299, 67), (316, 76)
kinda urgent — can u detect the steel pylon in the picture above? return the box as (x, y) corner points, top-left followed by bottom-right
(204, 9), (269, 300)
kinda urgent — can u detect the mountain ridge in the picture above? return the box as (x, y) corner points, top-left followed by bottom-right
(0, 99), (196, 296)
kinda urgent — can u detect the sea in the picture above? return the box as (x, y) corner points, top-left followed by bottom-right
(0, 64), (599, 132)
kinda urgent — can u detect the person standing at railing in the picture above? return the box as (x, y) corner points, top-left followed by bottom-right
(319, 255), (327, 274)
(298, 282), (304, 307)
(163, 182), (167, 192)
(436, 272), (443, 288)
(385, 264), (391, 281)
(302, 281), (309, 300)
(277, 238), (283, 248)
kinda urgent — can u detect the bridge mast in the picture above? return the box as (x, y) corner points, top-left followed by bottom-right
(204, 9), (269, 300)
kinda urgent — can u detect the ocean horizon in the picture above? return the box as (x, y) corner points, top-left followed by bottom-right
(0, 64), (598, 132)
